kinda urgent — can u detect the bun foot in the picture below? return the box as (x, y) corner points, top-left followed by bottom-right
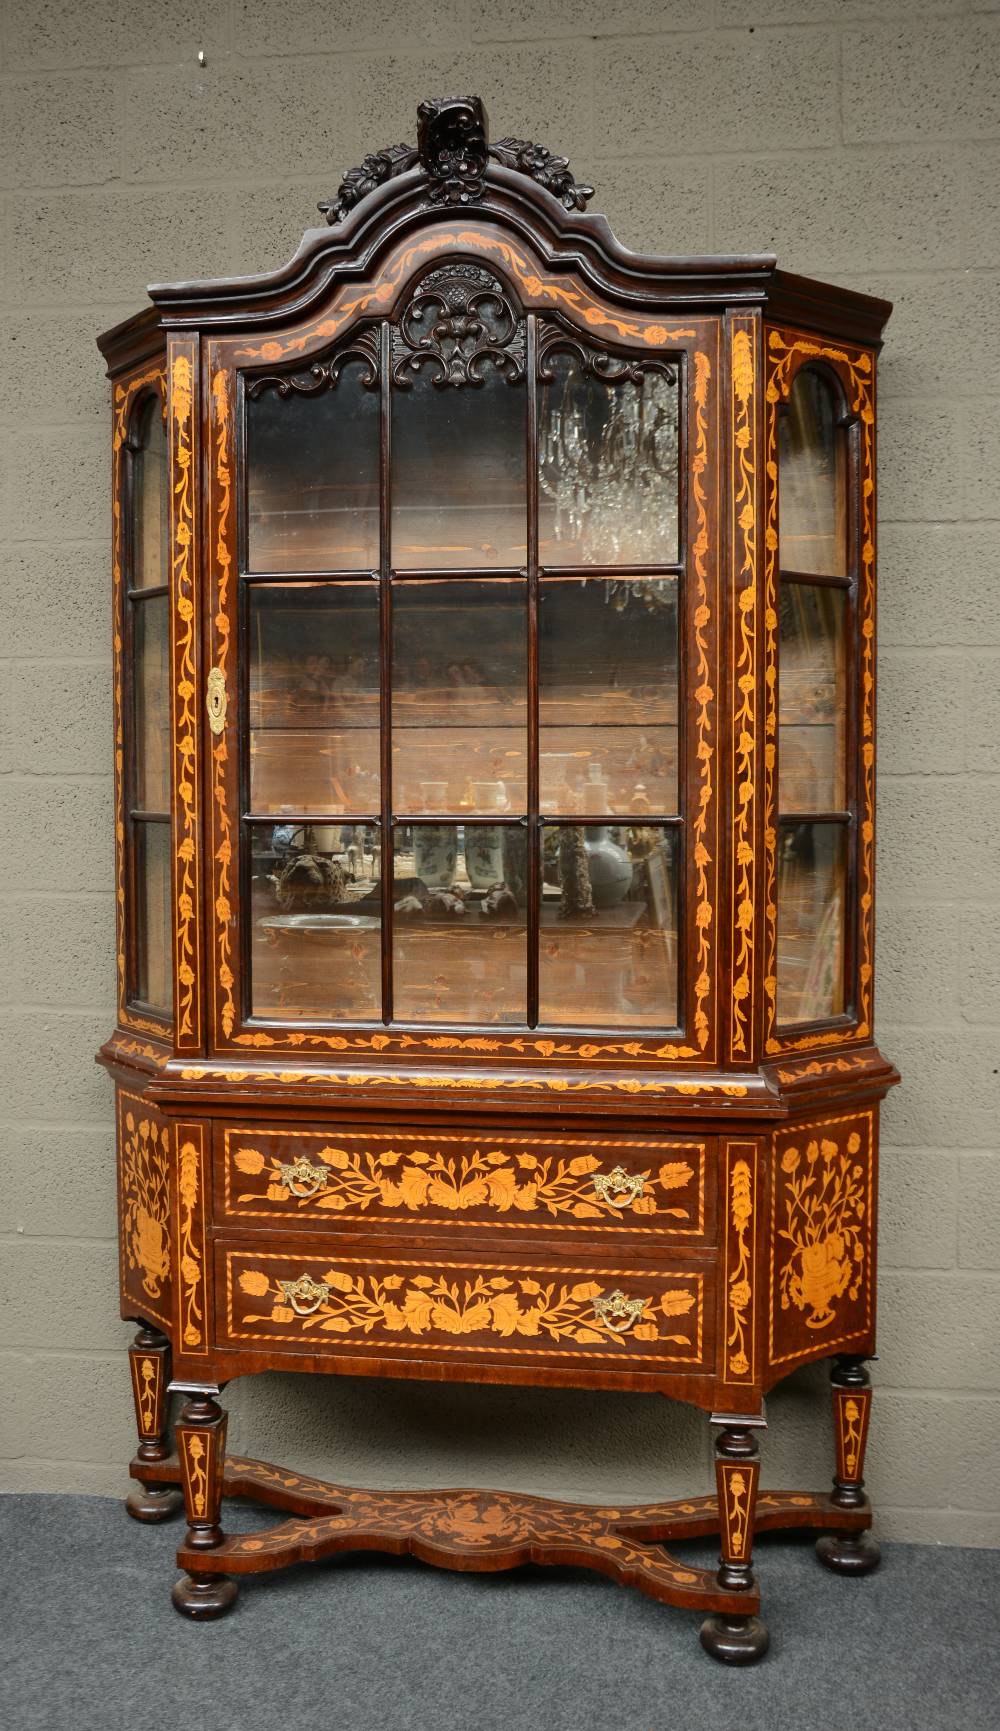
(171, 1572), (238, 1620)
(699, 1613), (770, 1665)
(816, 1529), (881, 1575)
(126, 1482), (183, 1523)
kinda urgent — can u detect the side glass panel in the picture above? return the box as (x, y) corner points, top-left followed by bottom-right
(393, 824), (527, 1024)
(132, 396), (168, 590)
(539, 576), (678, 816)
(538, 824), (678, 1028)
(392, 579), (527, 815)
(127, 392), (171, 1018)
(778, 584), (847, 812)
(538, 355), (680, 565)
(391, 370), (526, 569)
(246, 364), (380, 572)
(134, 593), (171, 811)
(134, 821), (172, 1011)
(775, 822), (846, 1024)
(248, 582), (380, 816)
(249, 822), (382, 1020)
(778, 369), (847, 577)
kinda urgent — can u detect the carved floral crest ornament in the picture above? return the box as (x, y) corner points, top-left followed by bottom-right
(98, 87), (895, 1656)
(318, 94), (595, 224)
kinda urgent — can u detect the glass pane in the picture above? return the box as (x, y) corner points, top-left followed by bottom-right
(135, 820), (172, 1012)
(392, 580), (527, 815)
(391, 371), (526, 569)
(776, 821), (847, 1024)
(538, 355), (680, 566)
(538, 825), (678, 1027)
(249, 583), (380, 815)
(539, 576), (678, 816)
(249, 822), (381, 1020)
(392, 824), (527, 1023)
(133, 594), (171, 811)
(778, 369), (847, 577)
(132, 395), (168, 590)
(246, 363), (379, 572)
(778, 584), (847, 812)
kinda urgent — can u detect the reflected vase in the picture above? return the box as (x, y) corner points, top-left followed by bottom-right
(584, 827), (633, 908)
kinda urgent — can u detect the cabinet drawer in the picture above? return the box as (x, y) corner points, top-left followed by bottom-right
(218, 1240), (712, 1373)
(217, 1123), (714, 1244)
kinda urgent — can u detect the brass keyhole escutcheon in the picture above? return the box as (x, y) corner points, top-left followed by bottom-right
(206, 666), (227, 735)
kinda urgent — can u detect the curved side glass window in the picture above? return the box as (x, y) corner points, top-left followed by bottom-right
(777, 368), (847, 578)
(776, 368), (852, 1027)
(126, 394), (172, 1018)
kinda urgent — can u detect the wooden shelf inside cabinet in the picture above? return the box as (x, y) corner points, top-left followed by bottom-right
(96, 91), (896, 1658)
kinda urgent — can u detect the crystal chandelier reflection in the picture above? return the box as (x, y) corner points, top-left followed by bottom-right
(539, 367), (679, 602)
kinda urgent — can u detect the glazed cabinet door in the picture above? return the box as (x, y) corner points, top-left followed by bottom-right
(204, 235), (723, 1070)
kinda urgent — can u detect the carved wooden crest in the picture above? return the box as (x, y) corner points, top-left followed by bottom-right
(318, 93), (594, 225)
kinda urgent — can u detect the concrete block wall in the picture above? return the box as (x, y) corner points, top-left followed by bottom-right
(1, 0), (997, 1545)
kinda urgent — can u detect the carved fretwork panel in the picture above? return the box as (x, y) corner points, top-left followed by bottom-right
(391, 263), (525, 388)
(536, 319), (680, 387)
(246, 326), (381, 400)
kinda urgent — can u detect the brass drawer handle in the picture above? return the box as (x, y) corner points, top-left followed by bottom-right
(592, 1165), (645, 1208)
(206, 666), (227, 734)
(592, 1288), (648, 1334)
(279, 1157), (331, 1199)
(278, 1274), (330, 1317)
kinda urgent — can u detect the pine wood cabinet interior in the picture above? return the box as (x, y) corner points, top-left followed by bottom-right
(98, 95), (897, 1661)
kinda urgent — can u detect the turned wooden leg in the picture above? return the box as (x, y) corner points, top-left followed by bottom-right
(700, 1421), (770, 1665)
(817, 1354), (880, 1575)
(171, 1391), (237, 1619)
(126, 1324), (182, 1523)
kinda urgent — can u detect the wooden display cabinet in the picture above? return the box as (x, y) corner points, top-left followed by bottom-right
(97, 95), (897, 1661)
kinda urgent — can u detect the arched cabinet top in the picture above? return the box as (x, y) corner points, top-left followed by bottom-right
(97, 94), (891, 375)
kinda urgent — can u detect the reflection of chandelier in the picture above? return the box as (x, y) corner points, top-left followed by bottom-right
(539, 368), (679, 578)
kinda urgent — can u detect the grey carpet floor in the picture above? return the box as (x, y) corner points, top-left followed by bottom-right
(2, 1493), (999, 1731)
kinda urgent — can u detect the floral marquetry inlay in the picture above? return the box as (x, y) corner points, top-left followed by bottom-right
(118, 1094), (171, 1331)
(834, 1385), (872, 1484)
(228, 1255), (704, 1365)
(770, 1111), (874, 1367)
(175, 1123), (207, 1353)
(225, 1132), (706, 1235)
(169, 342), (201, 1048)
(724, 1144), (757, 1383)
(729, 318), (759, 1060)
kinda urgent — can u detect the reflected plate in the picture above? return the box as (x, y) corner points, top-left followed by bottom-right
(260, 912), (380, 933)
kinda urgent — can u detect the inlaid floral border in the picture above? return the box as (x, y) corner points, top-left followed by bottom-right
(729, 316), (759, 1060)
(168, 339), (201, 1048)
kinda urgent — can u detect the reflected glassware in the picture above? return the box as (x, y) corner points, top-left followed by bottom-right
(539, 364), (679, 565)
